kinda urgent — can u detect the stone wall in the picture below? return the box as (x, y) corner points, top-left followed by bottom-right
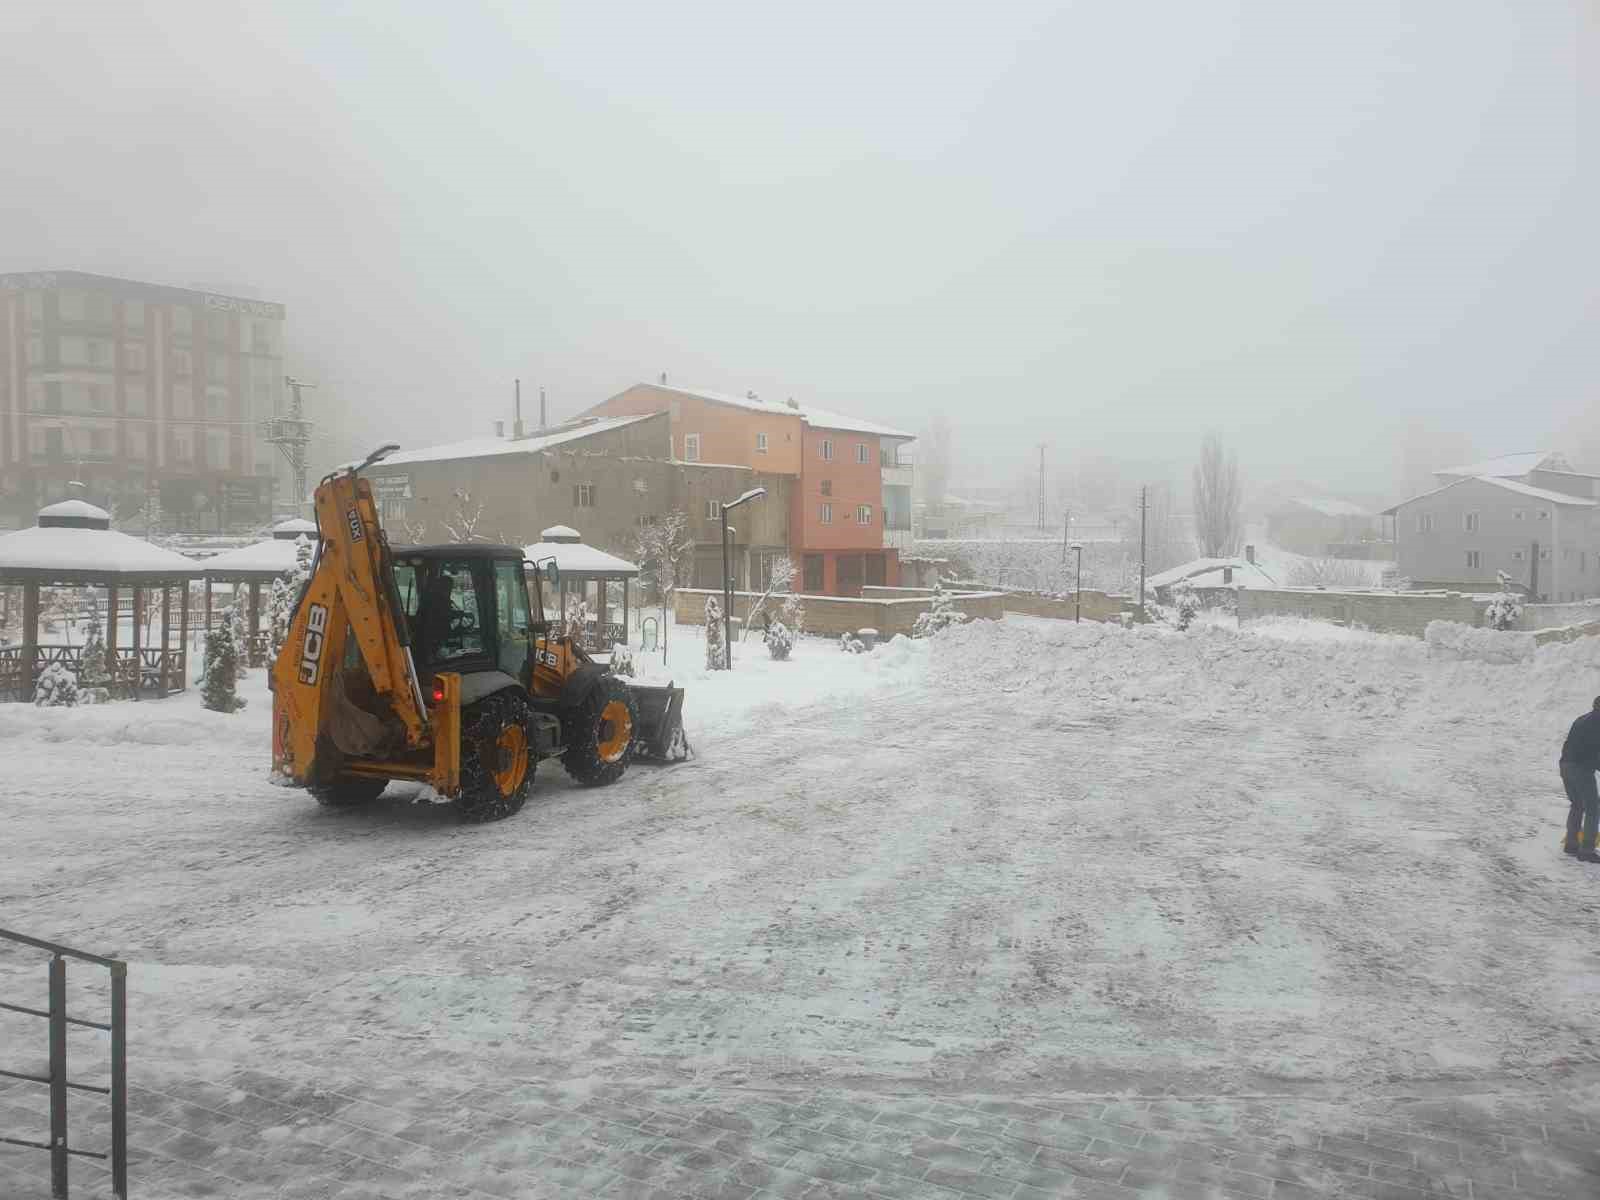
(674, 587), (1004, 638)
(869, 583), (1136, 624)
(1236, 588), (1488, 637)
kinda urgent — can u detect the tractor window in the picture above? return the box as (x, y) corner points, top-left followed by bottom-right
(494, 559), (532, 677)
(424, 561), (486, 663)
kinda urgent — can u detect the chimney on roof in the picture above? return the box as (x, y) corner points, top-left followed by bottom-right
(659, 372), (667, 384)
(786, 397), (799, 409)
(513, 379), (524, 439)
(746, 390), (758, 401)
(540, 387), (547, 430)
(1245, 544), (1255, 565)
(1223, 566), (1233, 585)
(494, 420), (505, 438)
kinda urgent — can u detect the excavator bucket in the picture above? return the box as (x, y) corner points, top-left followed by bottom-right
(627, 681), (691, 763)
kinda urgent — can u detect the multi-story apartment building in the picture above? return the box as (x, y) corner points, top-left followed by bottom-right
(0, 271), (285, 532)
(1383, 451), (1600, 600)
(581, 382), (915, 595)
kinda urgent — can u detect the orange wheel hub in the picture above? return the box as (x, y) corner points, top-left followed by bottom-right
(597, 699), (633, 763)
(492, 723), (529, 795)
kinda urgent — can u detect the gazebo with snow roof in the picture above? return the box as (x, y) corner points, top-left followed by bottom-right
(0, 498), (200, 702)
(201, 518), (320, 665)
(523, 525), (639, 654)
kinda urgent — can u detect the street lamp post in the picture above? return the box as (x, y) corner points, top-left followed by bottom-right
(719, 487), (767, 669)
(1071, 542), (1084, 622)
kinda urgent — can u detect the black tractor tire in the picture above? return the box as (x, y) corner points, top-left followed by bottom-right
(311, 776), (388, 808)
(561, 675), (638, 787)
(457, 692), (536, 823)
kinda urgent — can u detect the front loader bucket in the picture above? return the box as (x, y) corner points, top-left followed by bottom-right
(627, 681), (691, 763)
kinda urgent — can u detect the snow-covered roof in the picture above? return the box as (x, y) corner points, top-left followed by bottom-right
(523, 540), (639, 576)
(1434, 451), (1565, 479)
(203, 536), (311, 576)
(1479, 476), (1596, 507)
(1284, 496), (1371, 519)
(1382, 474), (1596, 515)
(540, 525), (581, 542)
(373, 415), (657, 468)
(38, 498), (111, 525)
(640, 383), (914, 440)
(271, 518), (318, 539)
(0, 525), (199, 578)
(1147, 556), (1276, 591)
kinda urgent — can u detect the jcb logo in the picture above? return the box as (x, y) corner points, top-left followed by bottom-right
(346, 507), (365, 542)
(299, 604), (329, 685)
(536, 649), (560, 668)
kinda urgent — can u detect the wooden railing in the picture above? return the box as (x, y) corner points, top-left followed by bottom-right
(0, 644), (188, 703)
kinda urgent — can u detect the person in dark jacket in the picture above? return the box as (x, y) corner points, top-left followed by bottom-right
(1561, 697), (1600, 860)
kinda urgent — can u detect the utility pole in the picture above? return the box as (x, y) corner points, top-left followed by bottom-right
(265, 376), (316, 517)
(1139, 486), (1148, 620)
(1062, 508), (1071, 567)
(1037, 443), (1048, 531)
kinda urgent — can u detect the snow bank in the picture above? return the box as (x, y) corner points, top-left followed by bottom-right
(1424, 619), (1535, 664)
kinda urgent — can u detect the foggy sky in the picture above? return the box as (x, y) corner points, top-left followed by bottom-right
(2, 1), (1595, 499)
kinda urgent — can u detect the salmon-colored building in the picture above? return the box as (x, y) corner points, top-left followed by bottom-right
(582, 382), (915, 596)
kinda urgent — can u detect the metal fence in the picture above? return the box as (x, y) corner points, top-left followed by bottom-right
(0, 928), (128, 1198)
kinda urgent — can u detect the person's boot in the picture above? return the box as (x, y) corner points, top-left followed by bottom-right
(1579, 832), (1600, 862)
(1565, 832), (1582, 855)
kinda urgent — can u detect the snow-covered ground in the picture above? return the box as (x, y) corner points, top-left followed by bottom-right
(6, 615), (1600, 1192)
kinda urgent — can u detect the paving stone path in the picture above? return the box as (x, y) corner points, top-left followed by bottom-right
(5, 1067), (1599, 1198)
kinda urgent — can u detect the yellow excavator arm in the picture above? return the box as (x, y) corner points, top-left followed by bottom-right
(270, 446), (431, 785)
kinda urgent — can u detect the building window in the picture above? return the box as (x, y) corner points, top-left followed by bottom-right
(1540, 547), (1551, 561)
(857, 504), (873, 525)
(804, 554), (824, 592)
(1538, 509), (1550, 520)
(856, 442), (869, 464)
(1511, 549), (1525, 561)
(124, 382), (146, 415)
(756, 431), (768, 454)
(123, 299), (144, 329)
(207, 355), (228, 383)
(174, 427), (195, 462)
(705, 499), (720, 521)
(89, 428), (111, 457)
(820, 479), (832, 497)
(25, 292), (44, 324)
(684, 433), (701, 462)
(171, 348), (192, 376)
(88, 385), (106, 413)
(820, 439), (834, 461)
(251, 320), (276, 355)
(206, 312), (228, 342)
(573, 483), (595, 508)
(205, 388), (226, 418)
(1466, 550), (1481, 569)
(56, 290), (86, 321)
(126, 428), (146, 460)
(85, 339), (110, 367)
(1464, 511), (1478, 532)
(123, 342), (146, 372)
(206, 431), (228, 469)
(820, 502), (833, 524)
(26, 337), (44, 365)
(171, 307), (193, 336)
(1416, 513), (1434, 534)
(1513, 509), (1526, 521)
(172, 385), (192, 417)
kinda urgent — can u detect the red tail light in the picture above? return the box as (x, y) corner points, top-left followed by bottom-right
(431, 681), (445, 704)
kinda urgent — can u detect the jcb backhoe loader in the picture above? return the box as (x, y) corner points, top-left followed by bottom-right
(270, 445), (689, 822)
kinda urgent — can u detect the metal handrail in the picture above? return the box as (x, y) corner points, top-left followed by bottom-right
(0, 927), (127, 1198)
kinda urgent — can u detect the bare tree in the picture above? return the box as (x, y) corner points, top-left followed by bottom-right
(1120, 483), (1193, 580)
(1192, 433), (1242, 558)
(443, 488), (485, 543)
(635, 510), (693, 607)
(740, 554), (797, 641)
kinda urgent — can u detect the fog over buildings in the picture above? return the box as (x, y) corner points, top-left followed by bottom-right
(2, 1), (1594, 501)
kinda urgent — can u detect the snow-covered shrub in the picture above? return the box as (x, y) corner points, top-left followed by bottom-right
(33, 662), (79, 707)
(912, 583), (969, 639)
(1171, 582), (1199, 632)
(229, 598), (250, 677)
(268, 537), (314, 665)
(78, 622), (111, 689)
(704, 596), (726, 670)
(610, 644), (636, 677)
(1484, 575), (1524, 632)
(764, 620), (795, 661)
(563, 595), (592, 643)
(840, 632), (866, 654)
(1287, 558), (1379, 589)
(779, 590), (806, 636)
(202, 610), (246, 712)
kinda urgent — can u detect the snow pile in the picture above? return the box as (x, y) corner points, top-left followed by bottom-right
(1424, 619), (1535, 664)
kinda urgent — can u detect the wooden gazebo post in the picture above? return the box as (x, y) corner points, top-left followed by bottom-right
(160, 584), (172, 695)
(21, 580), (39, 700)
(106, 582), (118, 665)
(249, 580), (262, 665)
(179, 579), (189, 683)
(130, 587), (142, 701)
